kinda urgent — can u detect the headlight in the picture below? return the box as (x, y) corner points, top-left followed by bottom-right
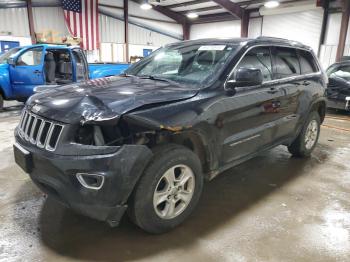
(75, 125), (105, 146)
(76, 125), (94, 145)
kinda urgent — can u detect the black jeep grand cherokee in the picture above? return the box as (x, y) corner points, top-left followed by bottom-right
(14, 37), (327, 233)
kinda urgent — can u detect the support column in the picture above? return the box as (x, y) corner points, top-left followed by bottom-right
(241, 10), (249, 38)
(124, 0), (129, 63)
(26, 0), (36, 44)
(182, 23), (190, 40)
(317, 0), (329, 57)
(336, 0), (350, 61)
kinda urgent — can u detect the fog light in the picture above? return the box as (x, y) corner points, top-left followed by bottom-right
(76, 173), (105, 190)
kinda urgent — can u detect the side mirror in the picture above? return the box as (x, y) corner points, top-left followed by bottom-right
(8, 57), (15, 66)
(226, 68), (263, 89)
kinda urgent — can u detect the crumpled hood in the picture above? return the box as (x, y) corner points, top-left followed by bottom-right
(26, 76), (199, 124)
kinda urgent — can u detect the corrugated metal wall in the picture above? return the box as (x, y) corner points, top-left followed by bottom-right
(99, 14), (125, 43)
(190, 21), (241, 40)
(0, 8), (29, 36)
(0, 6), (177, 47)
(262, 9), (323, 53)
(32, 7), (68, 34)
(129, 24), (176, 46)
(248, 18), (262, 38)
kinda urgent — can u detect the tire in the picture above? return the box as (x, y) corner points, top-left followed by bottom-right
(128, 144), (203, 234)
(288, 111), (321, 157)
(0, 94), (3, 110)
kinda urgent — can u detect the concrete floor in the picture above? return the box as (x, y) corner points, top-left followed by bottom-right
(1, 101), (350, 262)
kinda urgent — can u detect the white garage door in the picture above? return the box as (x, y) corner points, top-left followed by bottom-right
(262, 9), (323, 54)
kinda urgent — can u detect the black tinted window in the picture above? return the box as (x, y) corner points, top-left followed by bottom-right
(236, 47), (272, 82)
(299, 50), (318, 74)
(274, 47), (300, 79)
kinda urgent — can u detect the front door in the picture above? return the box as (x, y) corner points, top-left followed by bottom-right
(9, 46), (45, 98)
(219, 46), (284, 165)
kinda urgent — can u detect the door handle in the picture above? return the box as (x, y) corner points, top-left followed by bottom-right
(267, 87), (278, 94)
(303, 81), (311, 86)
(34, 70), (41, 74)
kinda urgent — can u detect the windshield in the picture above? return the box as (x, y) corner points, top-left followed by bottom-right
(0, 47), (22, 64)
(126, 43), (239, 87)
(327, 65), (350, 81)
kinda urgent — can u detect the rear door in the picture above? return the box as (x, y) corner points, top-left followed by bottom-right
(265, 46), (304, 140)
(9, 46), (45, 98)
(71, 48), (89, 81)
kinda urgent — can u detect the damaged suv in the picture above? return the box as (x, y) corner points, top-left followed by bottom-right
(14, 37), (327, 233)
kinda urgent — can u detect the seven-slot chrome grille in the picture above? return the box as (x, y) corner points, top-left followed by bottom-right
(18, 109), (64, 151)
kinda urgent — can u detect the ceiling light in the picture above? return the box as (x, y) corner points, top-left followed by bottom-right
(264, 1), (280, 8)
(187, 12), (198, 19)
(140, 2), (152, 10)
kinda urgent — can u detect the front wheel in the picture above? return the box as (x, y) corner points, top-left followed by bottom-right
(0, 94), (3, 110)
(128, 144), (203, 234)
(288, 111), (321, 157)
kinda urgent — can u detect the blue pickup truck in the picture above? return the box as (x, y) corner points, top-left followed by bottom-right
(0, 44), (129, 109)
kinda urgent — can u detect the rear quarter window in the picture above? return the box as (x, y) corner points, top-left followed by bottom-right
(298, 50), (319, 74)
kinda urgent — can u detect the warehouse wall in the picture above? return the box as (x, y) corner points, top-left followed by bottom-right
(248, 18), (262, 38)
(190, 21), (241, 40)
(319, 13), (350, 69)
(32, 7), (68, 34)
(262, 9), (323, 53)
(0, 4), (180, 61)
(0, 8), (29, 37)
(190, 9), (323, 54)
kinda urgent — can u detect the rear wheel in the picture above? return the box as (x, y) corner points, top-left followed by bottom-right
(288, 111), (321, 157)
(128, 144), (203, 234)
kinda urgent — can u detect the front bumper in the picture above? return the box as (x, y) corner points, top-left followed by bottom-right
(14, 128), (152, 226)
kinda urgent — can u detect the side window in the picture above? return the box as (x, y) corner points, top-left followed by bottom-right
(72, 50), (87, 80)
(236, 47), (272, 82)
(273, 47), (300, 79)
(298, 50), (318, 74)
(16, 47), (43, 66)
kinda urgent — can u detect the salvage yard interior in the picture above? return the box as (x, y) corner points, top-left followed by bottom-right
(1, 0), (350, 261)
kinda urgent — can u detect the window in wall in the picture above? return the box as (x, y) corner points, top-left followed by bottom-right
(16, 47), (43, 66)
(273, 47), (300, 79)
(298, 50), (318, 74)
(236, 47), (272, 82)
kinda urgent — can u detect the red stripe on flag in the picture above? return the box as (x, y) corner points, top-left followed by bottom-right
(85, 0), (89, 50)
(96, 0), (99, 49)
(91, 0), (94, 50)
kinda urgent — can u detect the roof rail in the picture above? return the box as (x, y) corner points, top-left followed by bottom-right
(36, 42), (71, 46)
(256, 36), (304, 45)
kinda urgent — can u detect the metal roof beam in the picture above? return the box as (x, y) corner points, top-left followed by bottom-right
(211, 0), (243, 19)
(165, 0), (212, 9)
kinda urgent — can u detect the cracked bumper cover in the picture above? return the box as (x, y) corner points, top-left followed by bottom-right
(14, 128), (153, 226)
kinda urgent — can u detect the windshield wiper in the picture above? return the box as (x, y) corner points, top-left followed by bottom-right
(139, 75), (179, 85)
(119, 73), (135, 77)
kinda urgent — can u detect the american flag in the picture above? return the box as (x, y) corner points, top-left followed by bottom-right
(62, 0), (99, 50)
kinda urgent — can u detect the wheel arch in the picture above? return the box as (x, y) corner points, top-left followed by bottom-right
(170, 130), (212, 177)
(311, 99), (326, 124)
